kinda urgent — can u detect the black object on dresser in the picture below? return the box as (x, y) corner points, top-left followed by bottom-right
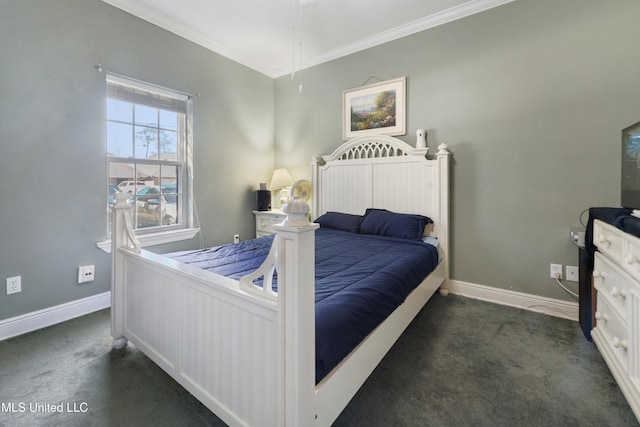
(256, 189), (271, 211)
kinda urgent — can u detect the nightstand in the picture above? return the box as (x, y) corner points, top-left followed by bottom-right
(253, 210), (286, 237)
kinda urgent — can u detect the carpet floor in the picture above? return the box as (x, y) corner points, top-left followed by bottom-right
(0, 294), (637, 426)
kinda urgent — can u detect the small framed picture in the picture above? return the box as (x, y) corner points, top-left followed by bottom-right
(342, 76), (406, 140)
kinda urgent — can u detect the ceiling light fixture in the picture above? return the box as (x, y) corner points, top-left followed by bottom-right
(291, 0), (303, 93)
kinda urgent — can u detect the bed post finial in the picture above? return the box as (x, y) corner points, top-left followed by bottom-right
(281, 196), (310, 226)
(111, 192), (141, 253)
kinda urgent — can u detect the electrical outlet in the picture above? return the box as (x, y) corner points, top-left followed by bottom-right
(570, 227), (586, 247)
(566, 266), (579, 282)
(78, 265), (95, 284)
(550, 263), (563, 279)
(233, 234), (240, 244)
(6, 276), (21, 295)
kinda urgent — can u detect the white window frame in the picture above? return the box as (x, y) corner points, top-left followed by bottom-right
(98, 74), (198, 252)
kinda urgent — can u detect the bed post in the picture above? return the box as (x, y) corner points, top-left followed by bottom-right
(436, 143), (451, 295)
(110, 192), (140, 349)
(310, 154), (323, 220)
(273, 196), (320, 426)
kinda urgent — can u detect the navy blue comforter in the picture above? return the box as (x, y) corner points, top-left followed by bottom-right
(167, 227), (439, 382)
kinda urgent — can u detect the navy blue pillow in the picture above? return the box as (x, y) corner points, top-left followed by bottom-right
(360, 208), (433, 240)
(314, 211), (364, 233)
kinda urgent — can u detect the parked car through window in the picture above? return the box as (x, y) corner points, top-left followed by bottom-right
(106, 74), (189, 234)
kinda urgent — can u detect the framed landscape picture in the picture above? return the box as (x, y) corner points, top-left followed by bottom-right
(342, 76), (406, 140)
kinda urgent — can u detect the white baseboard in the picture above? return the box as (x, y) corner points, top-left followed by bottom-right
(0, 281), (579, 342)
(0, 291), (111, 341)
(449, 280), (579, 321)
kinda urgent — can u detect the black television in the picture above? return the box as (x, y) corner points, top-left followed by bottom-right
(622, 121), (640, 209)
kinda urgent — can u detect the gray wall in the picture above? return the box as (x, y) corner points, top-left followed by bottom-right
(0, 0), (275, 320)
(274, 0), (640, 301)
(3, 0), (640, 322)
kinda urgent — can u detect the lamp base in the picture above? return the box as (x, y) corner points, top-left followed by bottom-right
(279, 188), (290, 206)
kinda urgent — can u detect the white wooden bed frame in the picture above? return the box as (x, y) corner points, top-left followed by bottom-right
(110, 135), (450, 426)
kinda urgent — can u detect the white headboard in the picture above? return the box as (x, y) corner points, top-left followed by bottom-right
(311, 134), (450, 271)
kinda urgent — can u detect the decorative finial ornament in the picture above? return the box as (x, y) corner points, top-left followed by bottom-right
(282, 196), (310, 226)
(437, 143), (449, 155)
(114, 192), (129, 206)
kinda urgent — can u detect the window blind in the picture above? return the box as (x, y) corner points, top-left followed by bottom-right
(106, 74), (188, 113)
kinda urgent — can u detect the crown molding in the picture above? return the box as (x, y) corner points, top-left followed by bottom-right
(101, 0), (275, 75)
(271, 0), (518, 78)
(102, 0), (517, 79)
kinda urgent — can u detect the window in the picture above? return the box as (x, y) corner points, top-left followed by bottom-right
(106, 74), (192, 237)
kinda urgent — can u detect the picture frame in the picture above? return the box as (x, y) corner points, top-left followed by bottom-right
(342, 76), (406, 140)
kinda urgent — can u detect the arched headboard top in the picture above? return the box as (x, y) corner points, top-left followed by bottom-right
(321, 135), (429, 162)
(311, 134), (449, 224)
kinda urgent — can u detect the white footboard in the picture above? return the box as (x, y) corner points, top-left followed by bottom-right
(110, 194), (318, 427)
(121, 251), (279, 426)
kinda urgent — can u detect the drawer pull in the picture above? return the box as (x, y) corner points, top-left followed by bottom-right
(593, 270), (606, 280)
(611, 287), (628, 299)
(613, 337), (629, 351)
(595, 311), (609, 322)
(598, 234), (612, 247)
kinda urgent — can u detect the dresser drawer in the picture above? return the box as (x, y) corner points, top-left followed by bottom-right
(257, 216), (273, 232)
(266, 214), (286, 230)
(594, 220), (624, 264)
(254, 211), (286, 236)
(594, 251), (631, 322)
(595, 295), (630, 373)
(624, 233), (640, 283)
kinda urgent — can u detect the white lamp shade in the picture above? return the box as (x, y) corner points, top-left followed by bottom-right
(269, 168), (293, 190)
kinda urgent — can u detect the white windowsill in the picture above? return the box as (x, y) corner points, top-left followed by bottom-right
(97, 227), (200, 253)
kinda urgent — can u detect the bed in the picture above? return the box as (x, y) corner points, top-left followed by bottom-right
(110, 135), (450, 426)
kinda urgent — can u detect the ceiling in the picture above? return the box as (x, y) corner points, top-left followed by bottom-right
(102, 0), (515, 79)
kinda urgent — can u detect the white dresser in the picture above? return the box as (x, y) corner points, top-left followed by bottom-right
(592, 219), (640, 419)
(253, 210), (286, 237)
